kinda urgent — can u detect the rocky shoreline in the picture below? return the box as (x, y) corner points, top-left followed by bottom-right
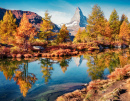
(0, 42), (129, 59)
(56, 65), (130, 101)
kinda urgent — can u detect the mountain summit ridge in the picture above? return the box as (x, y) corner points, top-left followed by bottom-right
(70, 7), (87, 27)
(59, 7), (87, 36)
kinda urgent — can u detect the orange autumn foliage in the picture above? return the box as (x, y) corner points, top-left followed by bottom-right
(119, 21), (130, 41)
(87, 80), (100, 91)
(104, 21), (111, 37)
(13, 70), (37, 97)
(15, 13), (37, 50)
(119, 55), (128, 68)
(86, 65), (130, 93)
(107, 64), (130, 80)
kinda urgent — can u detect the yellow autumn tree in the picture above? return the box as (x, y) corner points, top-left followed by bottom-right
(109, 9), (120, 41)
(119, 21), (130, 42)
(87, 5), (105, 40)
(39, 11), (54, 41)
(0, 10), (17, 44)
(80, 29), (89, 43)
(120, 14), (129, 25)
(15, 13), (37, 51)
(56, 24), (70, 43)
(73, 28), (81, 43)
(119, 55), (128, 68)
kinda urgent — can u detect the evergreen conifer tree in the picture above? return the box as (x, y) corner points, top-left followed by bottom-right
(39, 11), (53, 41)
(0, 10), (17, 44)
(109, 9), (120, 41)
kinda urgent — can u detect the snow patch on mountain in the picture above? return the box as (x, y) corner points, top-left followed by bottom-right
(66, 21), (78, 27)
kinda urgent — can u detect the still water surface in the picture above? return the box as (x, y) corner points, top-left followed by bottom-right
(0, 49), (129, 101)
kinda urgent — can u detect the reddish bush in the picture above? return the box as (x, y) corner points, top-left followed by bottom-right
(42, 53), (47, 57)
(33, 53), (41, 57)
(47, 53), (51, 57)
(87, 80), (100, 91)
(51, 53), (55, 57)
(107, 65), (130, 80)
(124, 65), (130, 72)
(24, 54), (32, 58)
(16, 54), (22, 58)
(12, 54), (16, 58)
(58, 53), (62, 57)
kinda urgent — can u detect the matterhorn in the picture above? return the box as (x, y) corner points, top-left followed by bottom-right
(60, 7), (87, 36)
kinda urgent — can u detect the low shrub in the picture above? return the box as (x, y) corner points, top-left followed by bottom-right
(107, 65), (130, 80)
(10, 46), (21, 54)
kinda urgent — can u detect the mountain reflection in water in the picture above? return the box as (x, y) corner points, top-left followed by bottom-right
(0, 48), (129, 101)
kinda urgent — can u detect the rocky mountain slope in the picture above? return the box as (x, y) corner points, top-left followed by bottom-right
(0, 7), (59, 32)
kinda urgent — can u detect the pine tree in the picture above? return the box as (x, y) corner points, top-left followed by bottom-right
(56, 24), (70, 43)
(73, 28), (82, 43)
(39, 11), (53, 41)
(120, 14), (129, 25)
(86, 5), (105, 39)
(15, 13), (37, 51)
(0, 10), (17, 44)
(109, 9), (120, 41)
(119, 21), (129, 41)
(80, 29), (88, 43)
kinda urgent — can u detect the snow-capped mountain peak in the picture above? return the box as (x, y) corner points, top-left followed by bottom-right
(58, 7), (87, 36)
(69, 7), (87, 27)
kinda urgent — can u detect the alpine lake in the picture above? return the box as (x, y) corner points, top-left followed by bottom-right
(0, 48), (129, 101)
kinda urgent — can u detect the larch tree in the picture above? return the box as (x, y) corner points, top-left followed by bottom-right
(56, 24), (70, 43)
(105, 21), (112, 37)
(109, 9), (120, 41)
(0, 10), (17, 44)
(73, 28), (82, 43)
(86, 5), (105, 40)
(120, 14), (129, 25)
(39, 11), (53, 41)
(15, 13), (37, 51)
(103, 21), (112, 44)
(119, 21), (129, 42)
(80, 29), (88, 43)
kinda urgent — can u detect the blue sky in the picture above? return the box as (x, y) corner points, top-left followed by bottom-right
(0, 0), (130, 24)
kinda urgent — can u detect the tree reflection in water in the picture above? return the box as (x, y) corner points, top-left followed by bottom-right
(0, 49), (129, 97)
(0, 59), (22, 80)
(13, 62), (37, 97)
(40, 57), (72, 84)
(84, 49), (129, 80)
(40, 58), (54, 84)
(0, 59), (37, 97)
(13, 61), (37, 97)
(58, 58), (71, 73)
